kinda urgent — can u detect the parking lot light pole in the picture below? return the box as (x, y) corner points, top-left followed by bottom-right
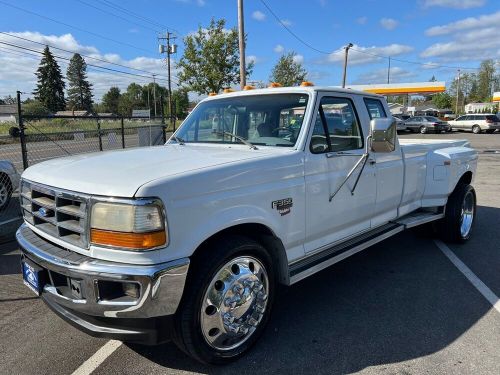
(342, 43), (353, 88)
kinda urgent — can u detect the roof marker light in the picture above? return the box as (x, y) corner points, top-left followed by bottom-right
(300, 81), (314, 87)
(268, 82), (282, 88)
(243, 85), (255, 90)
(208, 92), (217, 96)
(223, 88), (235, 93)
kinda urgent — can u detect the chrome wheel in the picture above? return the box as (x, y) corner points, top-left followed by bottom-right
(460, 191), (474, 238)
(200, 256), (269, 351)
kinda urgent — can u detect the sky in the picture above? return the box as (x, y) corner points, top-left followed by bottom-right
(0, 0), (499, 101)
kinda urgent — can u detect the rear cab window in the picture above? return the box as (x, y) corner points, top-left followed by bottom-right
(364, 98), (387, 119)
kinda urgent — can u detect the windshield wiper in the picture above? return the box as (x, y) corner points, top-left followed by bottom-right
(170, 135), (185, 145)
(214, 130), (258, 150)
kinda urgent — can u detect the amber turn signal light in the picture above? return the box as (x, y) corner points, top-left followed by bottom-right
(91, 229), (166, 250)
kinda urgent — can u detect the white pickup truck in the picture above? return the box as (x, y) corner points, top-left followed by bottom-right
(17, 86), (478, 364)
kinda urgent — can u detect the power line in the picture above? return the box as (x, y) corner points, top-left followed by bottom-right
(0, 31), (174, 79)
(96, 0), (183, 36)
(258, 0), (479, 72)
(0, 41), (180, 85)
(350, 47), (479, 71)
(0, 0), (153, 54)
(73, 0), (161, 34)
(258, 0), (329, 55)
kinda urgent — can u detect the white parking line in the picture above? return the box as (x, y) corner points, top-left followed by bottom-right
(71, 340), (122, 375)
(434, 240), (500, 314)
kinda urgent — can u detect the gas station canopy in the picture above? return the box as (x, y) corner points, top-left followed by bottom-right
(346, 81), (446, 95)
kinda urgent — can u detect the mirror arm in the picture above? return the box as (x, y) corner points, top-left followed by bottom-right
(329, 135), (372, 202)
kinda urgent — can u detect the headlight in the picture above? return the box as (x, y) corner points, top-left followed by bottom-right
(90, 200), (167, 250)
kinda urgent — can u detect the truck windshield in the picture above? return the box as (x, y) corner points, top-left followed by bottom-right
(173, 93), (309, 147)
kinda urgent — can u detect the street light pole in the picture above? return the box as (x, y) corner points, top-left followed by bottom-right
(342, 43), (353, 88)
(237, 0), (246, 89)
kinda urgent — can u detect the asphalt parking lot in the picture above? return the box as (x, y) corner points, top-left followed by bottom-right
(0, 131), (499, 374)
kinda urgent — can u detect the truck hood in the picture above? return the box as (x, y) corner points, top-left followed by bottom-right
(22, 144), (276, 197)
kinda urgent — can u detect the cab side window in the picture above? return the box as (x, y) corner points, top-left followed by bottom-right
(364, 98), (387, 119)
(310, 97), (363, 153)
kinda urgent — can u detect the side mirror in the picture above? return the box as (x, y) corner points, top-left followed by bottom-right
(370, 118), (396, 153)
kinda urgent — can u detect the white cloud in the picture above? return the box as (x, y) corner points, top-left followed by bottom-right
(292, 54), (304, 64)
(380, 18), (398, 30)
(425, 11), (500, 35)
(356, 16), (368, 25)
(422, 0), (485, 9)
(252, 10), (266, 21)
(353, 67), (417, 84)
(246, 55), (260, 65)
(175, 0), (205, 6)
(280, 19), (292, 27)
(422, 11), (500, 61)
(0, 32), (177, 100)
(273, 44), (285, 53)
(321, 43), (413, 65)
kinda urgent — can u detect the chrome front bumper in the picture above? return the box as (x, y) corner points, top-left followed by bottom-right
(16, 223), (189, 320)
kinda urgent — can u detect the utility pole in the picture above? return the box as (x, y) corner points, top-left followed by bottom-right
(387, 57), (391, 84)
(342, 43), (353, 88)
(152, 74), (157, 118)
(159, 32), (177, 129)
(455, 69), (461, 115)
(237, 0), (246, 89)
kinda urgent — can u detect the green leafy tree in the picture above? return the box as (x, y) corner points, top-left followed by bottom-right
(171, 89), (189, 119)
(177, 18), (253, 94)
(118, 83), (147, 116)
(33, 46), (66, 112)
(476, 59), (496, 102)
(269, 52), (307, 87)
(432, 92), (453, 109)
(101, 87), (121, 114)
(22, 99), (50, 116)
(66, 53), (93, 111)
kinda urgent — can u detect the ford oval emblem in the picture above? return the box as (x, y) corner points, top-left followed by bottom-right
(38, 207), (49, 217)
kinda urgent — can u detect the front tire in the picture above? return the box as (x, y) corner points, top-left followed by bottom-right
(419, 126), (427, 134)
(439, 183), (476, 243)
(172, 235), (275, 364)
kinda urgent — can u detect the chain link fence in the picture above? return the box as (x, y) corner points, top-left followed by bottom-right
(0, 114), (170, 242)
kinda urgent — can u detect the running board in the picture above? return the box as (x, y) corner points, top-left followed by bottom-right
(393, 210), (444, 228)
(288, 209), (445, 285)
(289, 223), (404, 284)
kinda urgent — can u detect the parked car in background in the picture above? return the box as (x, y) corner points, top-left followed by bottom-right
(394, 114), (411, 121)
(447, 114), (500, 134)
(392, 115), (407, 132)
(0, 160), (20, 211)
(404, 116), (450, 134)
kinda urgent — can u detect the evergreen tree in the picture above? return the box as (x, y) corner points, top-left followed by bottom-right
(66, 53), (93, 111)
(33, 46), (66, 112)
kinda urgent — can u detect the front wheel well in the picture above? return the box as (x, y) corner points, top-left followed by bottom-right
(191, 223), (289, 285)
(458, 171), (473, 185)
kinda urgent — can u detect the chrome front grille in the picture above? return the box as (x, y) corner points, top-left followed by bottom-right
(20, 180), (89, 249)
